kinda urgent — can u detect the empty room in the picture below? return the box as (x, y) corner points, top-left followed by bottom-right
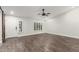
(0, 6), (79, 52)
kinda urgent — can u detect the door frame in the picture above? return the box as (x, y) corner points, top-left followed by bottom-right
(0, 6), (5, 43)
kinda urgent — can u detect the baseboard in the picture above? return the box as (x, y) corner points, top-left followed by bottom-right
(18, 32), (44, 37)
(5, 32), (44, 39)
(48, 33), (79, 39)
(5, 32), (79, 39)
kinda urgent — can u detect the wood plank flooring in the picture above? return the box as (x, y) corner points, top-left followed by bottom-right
(0, 33), (79, 52)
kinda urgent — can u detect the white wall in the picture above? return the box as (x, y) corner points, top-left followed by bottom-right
(5, 16), (44, 38)
(5, 7), (79, 39)
(0, 12), (2, 43)
(18, 18), (44, 37)
(46, 7), (79, 38)
(5, 16), (18, 38)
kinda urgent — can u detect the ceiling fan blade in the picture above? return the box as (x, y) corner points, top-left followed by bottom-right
(46, 14), (48, 16)
(47, 13), (51, 14)
(38, 9), (51, 16)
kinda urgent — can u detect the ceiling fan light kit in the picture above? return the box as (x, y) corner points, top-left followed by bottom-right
(38, 8), (51, 16)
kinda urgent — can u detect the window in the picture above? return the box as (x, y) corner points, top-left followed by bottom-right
(34, 22), (42, 31)
(19, 21), (22, 32)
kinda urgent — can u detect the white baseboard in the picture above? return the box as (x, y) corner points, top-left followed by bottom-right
(48, 33), (79, 39)
(5, 32), (79, 39)
(5, 32), (44, 39)
(18, 32), (44, 37)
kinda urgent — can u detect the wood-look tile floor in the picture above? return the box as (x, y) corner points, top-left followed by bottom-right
(0, 33), (79, 52)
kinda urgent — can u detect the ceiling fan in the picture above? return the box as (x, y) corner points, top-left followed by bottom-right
(38, 9), (51, 16)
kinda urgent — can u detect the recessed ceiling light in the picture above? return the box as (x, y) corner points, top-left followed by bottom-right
(10, 11), (14, 15)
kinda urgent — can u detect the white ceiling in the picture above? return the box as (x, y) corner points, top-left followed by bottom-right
(2, 6), (74, 18)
